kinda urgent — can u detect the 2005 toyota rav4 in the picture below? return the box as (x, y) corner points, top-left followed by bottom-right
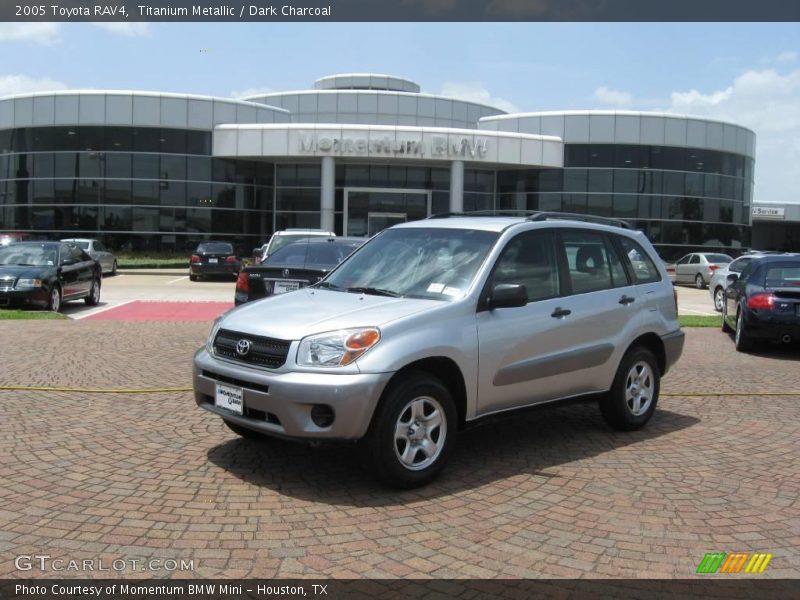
(194, 213), (684, 488)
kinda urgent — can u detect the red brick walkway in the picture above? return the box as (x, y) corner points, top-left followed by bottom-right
(85, 300), (233, 321)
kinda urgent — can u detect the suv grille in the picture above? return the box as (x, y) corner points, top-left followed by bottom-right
(213, 328), (291, 369)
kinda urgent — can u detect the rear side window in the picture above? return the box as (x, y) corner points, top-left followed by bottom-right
(492, 231), (559, 302)
(729, 257), (752, 273)
(561, 230), (619, 294)
(689, 255), (700, 265)
(765, 263), (800, 288)
(617, 236), (661, 284)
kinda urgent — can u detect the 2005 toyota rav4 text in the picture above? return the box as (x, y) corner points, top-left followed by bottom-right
(194, 214), (684, 488)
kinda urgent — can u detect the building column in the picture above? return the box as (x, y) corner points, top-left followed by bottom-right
(320, 156), (336, 233)
(449, 160), (464, 214)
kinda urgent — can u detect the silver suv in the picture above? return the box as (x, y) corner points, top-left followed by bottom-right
(194, 214), (684, 488)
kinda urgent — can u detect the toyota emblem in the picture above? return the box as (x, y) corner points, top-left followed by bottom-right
(235, 339), (252, 356)
(282, 269), (290, 278)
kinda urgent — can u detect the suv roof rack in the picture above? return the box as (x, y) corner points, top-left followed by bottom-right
(427, 210), (632, 229)
(526, 212), (632, 229)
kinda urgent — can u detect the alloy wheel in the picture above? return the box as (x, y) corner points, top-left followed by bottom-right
(625, 361), (654, 416)
(393, 396), (447, 471)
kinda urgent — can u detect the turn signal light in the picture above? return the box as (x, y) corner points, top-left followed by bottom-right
(235, 272), (249, 294)
(747, 293), (776, 310)
(190, 254), (201, 264)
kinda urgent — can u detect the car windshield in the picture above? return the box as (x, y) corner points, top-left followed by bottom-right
(704, 254), (732, 263)
(765, 263), (800, 288)
(197, 242), (233, 254)
(322, 228), (499, 300)
(0, 244), (57, 266)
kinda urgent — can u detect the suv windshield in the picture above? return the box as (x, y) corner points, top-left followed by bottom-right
(322, 228), (498, 300)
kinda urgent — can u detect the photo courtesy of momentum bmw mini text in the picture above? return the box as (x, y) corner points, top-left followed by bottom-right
(0, 1), (799, 599)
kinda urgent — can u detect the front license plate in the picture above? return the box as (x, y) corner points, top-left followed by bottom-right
(209, 258), (218, 264)
(273, 281), (300, 294)
(215, 383), (243, 415)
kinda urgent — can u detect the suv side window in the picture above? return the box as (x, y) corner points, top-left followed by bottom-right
(617, 236), (661, 284)
(738, 262), (754, 284)
(729, 257), (751, 273)
(491, 231), (559, 302)
(561, 230), (616, 294)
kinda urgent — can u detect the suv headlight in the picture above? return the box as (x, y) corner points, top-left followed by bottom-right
(297, 327), (381, 367)
(15, 278), (43, 289)
(206, 315), (224, 353)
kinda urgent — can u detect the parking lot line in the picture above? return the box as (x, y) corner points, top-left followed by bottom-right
(166, 275), (190, 284)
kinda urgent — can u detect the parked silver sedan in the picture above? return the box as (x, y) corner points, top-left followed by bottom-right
(61, 238), (118, 276)
(674, 252), (732, 289)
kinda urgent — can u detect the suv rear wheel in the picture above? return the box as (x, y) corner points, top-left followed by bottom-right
(600, 347), (660, 431)
(362, 372), (456, 489)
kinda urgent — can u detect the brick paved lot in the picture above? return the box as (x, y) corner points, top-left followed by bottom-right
(0, 322), (798, 579)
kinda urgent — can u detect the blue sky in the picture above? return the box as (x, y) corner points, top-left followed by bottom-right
(0, 22), (798, 203)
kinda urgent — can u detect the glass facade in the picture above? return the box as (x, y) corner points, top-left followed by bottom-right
(496, 143), (753, 260)
(0, 126), (274, 252)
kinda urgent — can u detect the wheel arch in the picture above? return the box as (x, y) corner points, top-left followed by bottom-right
(624, 333), (666, 376)
(377, 357), (468, 429)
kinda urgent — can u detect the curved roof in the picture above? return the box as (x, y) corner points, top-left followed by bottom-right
(313, 73), (421, 93)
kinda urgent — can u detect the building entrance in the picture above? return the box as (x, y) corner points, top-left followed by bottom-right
(344, 188), (431, 237)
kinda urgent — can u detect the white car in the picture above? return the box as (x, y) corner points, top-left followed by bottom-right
(61, 238), (117, 275)
(259, 229), (336, 263)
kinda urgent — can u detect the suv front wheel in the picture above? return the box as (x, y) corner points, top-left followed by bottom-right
(363, 372), (457, 489)
(600, 347), (660, 431)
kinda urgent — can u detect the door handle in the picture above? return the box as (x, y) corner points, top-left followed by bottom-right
(619, 295), (635, 305)
(551, 307), (571, 318)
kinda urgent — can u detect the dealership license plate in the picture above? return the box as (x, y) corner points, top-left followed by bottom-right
(208, 258), (218, 264)
(273, 281), (300, 294)
(215, 383), (243, 415)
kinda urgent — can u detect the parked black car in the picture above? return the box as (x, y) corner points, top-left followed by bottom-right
(722, 254), (800, 351)
(190, 241), (241, 281)
(235, 237), (364, 305)
(0, 242), (102, 311)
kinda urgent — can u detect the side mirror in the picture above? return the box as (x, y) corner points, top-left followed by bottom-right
(726, 273), (739, 283)
(488, 283), (528, 309)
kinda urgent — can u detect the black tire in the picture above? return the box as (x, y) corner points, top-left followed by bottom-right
(223, 420), (273, 442)
(600, 347), (660, 431)
(189, 273), (198, 282)
(84, 277), (101, 306)
(362, 372), (457, 489)
(695, 273), (706, 289)
(111, 260), (117, 276)
(734, 310), (755, 352)
(721, 303), (733, 333)
(713, 287), (724, 312)
(48, 285), (62, 312)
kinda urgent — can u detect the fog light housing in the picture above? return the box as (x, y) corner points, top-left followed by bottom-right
(310, 404), (335, 428)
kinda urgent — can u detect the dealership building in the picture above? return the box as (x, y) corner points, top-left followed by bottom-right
(0, 72), (779, 259)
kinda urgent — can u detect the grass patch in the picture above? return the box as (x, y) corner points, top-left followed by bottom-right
(679, 315), (721, 328)
(117, 258), (189, 269)
(0, 309), (67, 320)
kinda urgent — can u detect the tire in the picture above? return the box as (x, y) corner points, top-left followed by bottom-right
(713, 287), (725, 312)
(734, 310), (755, 352)
(600, 347), (660, 431)
(362, 372), (457, 489)
(695, 273), (706, 289)
(48, 285), (62, 312)
(111, 260), (117, 276)
(84, 278), (101, 306)
(189, 273), (198, 282)
(721, 303), (733, 333)
(223, 419), (273, 442)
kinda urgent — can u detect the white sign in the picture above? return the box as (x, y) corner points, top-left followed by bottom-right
(752, 207), (785, 219)
(298, 134), (489, 160)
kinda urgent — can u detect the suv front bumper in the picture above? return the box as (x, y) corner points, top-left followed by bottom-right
(193, 348), (393, 441)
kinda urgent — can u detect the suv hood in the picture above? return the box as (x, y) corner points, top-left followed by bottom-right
(220, 288), (441, 340)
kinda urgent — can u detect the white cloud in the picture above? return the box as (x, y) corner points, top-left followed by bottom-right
(664, 67), (800, 204)
(594, 86), (634, 108)
(439, 81), (519, 113)
(776, 51), (798, 63)
(0, 23), (61, 45)
(91, 22), (152, 37)
(0, 75), (68, 97)
(231, 87), (273, 100)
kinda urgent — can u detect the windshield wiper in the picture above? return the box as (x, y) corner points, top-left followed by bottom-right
(314, 281), (343, 291)
(346, 287), (401, 297)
